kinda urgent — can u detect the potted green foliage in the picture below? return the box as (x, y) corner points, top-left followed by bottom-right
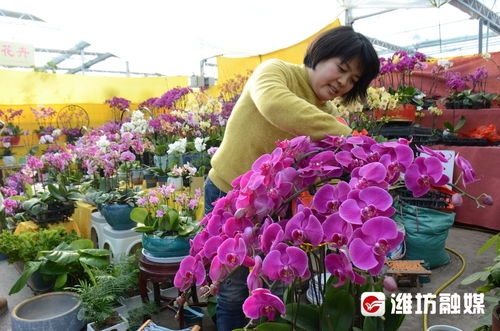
(15, 177), (82, 224)
(9, 238), (111, 295)
(95, 187), (140, 230)
(444, 90), (498, 109)
(1, 145), (16, 166)
(461, 233), (500, 331)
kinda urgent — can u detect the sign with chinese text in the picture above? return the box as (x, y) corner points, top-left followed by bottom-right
(0, 41), (34, 67)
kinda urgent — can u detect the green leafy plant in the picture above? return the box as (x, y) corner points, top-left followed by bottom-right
(444, 90), (498, 109)
(390, 85), (425, 108)
(1, 146), (13, 157)
(443, 115), (466, 136)
(126, 302), (160, 330)
(95, 187), (139, 207)
(461, 233), (500, 330)
(0, 227), (79, 263)
(9, 238), (111, 294)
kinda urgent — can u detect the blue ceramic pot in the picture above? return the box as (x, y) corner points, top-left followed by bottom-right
(100, 204), (136, 230)
(142, 234), (190, 258)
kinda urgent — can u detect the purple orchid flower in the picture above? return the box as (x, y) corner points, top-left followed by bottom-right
(247, 255), (263, 291)
(416, 145), (448, 163)
(335, 151), (365, 171)
(284, 208), (324, 246)
(297, 151), (342, 179)
(405, 156), (449, 197)
(217, 237), (247, 269)
(202, 236), (225, 260)
(322, 213), (353, 248)
(325, 250), (365, 287)
(313, 181), (351, 214)
(349, 162), (389, 190)
(189, 230), (210, 256)
(262, 246), (309, 284)
(455, 153), (479, 186)
(174, 255), (206, 291)
(349, 216), (404, 275)
(242, 288), (286, 321)
(259, 222), (285, 254)
(339, 186), (394, 225)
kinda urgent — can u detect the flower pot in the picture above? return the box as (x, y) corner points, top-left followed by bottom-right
(167, 176), (183, 191)
(142, 233), (190, 258)
(130, 169), (144, 186)
(157, 175), (169, 185)
(2, 155), (16, 166)
(11, 292), (85, 331)
(144, 173), (158, 188)
(153, 155), (168, 170)
(100, 204), (136, 230)
(374, 104), (416, 122)
(10, 135), (21, 145)
(190, 176), (205, 195)
(87, 314), (128, 331)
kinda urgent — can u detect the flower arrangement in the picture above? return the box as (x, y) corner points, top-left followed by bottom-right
(62, 127), (83, 144)
(173, 134), (491, 329)
(132, 184), (200, 237)
(104, 96), (131, 121)
(153, 87), (192, 110)
(30, 106), (56, 135)
(0, 108), (26, 142)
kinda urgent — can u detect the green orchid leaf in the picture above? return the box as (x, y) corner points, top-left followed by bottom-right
(133, 225), (156, 233)
(319, 286), (354, 331)
(48, 184), (66, 201)
(455, 115), (466, 131)
(9, 261), (42, 294)
(130, 207), (148, 223)
(255, 322), (293, 331)
(283, 303), (319, 331)
(54, 273), (68, 289)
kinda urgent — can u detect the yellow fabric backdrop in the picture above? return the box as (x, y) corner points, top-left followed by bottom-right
(216, 19), (341, 83)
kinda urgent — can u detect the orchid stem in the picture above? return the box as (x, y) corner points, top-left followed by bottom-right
(448, 183), (485, 208)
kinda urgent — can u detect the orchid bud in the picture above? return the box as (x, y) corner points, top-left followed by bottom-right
(481, 194), (493, 206)
(209, 283), (220, 296)
(175, 295), (186, 306)
(234, 208), (246, 219)
(451, 193), (463, 206)
(198, 286), (210, 297)
(383, 276), (398, 293)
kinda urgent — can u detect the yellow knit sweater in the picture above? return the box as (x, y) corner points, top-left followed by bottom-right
(209, 59), (352, 193)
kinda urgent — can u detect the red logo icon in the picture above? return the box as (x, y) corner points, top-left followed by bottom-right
(361, 292), (386, 316)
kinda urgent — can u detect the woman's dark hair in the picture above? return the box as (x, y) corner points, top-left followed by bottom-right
(304, 25), (380, 104)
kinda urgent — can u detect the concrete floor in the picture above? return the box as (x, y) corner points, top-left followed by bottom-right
(0, 226), (497, 331)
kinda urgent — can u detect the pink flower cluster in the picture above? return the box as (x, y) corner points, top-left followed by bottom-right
(174, 134), (483, 321)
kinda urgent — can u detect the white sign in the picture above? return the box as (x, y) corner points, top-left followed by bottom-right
(0, 41), (35, 67)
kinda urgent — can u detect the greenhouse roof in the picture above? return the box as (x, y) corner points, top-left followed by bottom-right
(0, 0), (498, 78)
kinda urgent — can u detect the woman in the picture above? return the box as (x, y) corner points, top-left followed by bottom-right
(204, 25), (380, 331)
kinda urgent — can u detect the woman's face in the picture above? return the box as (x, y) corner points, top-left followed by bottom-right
(308, 57), (363, 101)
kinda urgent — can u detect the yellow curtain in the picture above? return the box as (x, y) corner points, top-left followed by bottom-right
(216, 19), (341, 83)
(0, 69), (189, 105)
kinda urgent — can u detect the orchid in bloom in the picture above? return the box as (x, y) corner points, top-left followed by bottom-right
(262, 246), (309, 284)
(455, 153), (478, 186)
(173, 255), (206, 291)
(349, 216), (404, 275)
(325, 250), (365, 287)
(284, 208), (324, 246)
(313, 181), (351, 215)
(242, 288), (285, 321)
(405, 156), (449, 197)
(339, 186), (394, 225)
(247, 256), (263, 291)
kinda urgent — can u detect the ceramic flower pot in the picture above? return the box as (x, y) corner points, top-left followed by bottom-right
(87, 314), (128, 331)
(10, 135), (21, 145)
(144, 173), (157, 188)
(100, 204), (136, 230)
(2, 155), (16, 166)
(167, 176), (183, 191)
(130, 169), (144, 186)
(157, 175), (169, 185)
(374, 104), (416, 122)
(142, 233), (190, 258)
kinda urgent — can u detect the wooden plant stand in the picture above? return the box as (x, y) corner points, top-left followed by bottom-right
(385, 260), (432, 288)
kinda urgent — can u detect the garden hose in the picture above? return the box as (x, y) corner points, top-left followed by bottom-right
(422, 246), (467, 331)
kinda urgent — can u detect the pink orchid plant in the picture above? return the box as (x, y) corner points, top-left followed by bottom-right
(174, 134), (491, 329)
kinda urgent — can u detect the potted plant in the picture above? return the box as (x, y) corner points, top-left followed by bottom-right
(9, 238), (111, 295)
(1, 144), (16, 166)
(142, 167), (158, 188)
(0, 107), (25, 145)
(131, 184), (201, 258)
(95, 187), (139, 230)
(461, 233), (500, 331)
(16, 178), (81, 224)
